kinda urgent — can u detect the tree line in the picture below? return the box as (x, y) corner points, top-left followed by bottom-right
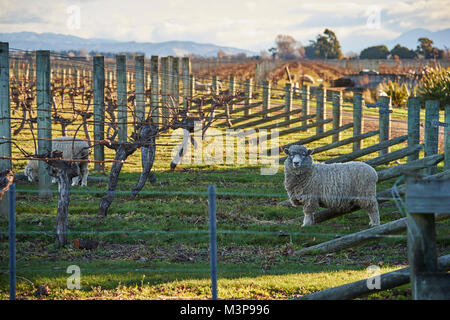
(267, 29), (447, 60)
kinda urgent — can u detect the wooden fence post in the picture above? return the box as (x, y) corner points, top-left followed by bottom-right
(182, 57), (190, 111)
(189, 74), (195, 98)
(93, 56), (105, 172)
(150, 56), (159, 128)
(135, 55), (145, 125)
(0, 42), (11, 214)
(445, 104), (450, 170)
(353, 92), (364, 151)
(407, 97), (421, 162)
(332, 90), (342, 143)
(424, 100), (440, 175)
(212, 75), (219, 95)
(244, 79), (252, 116)
(116, 54), (128, 143)
(379, 96), (391, 156)
(262, 80), (270, 118)
(316, 88), (326, 134)
(229, 76), (235, 112)
(172, 57), (180, 108)
(36, 50), (52, 198)
(167, 56), (174, 101)
(302, 85), (310, 129)
(284, 83), (292, 124)
(161, 57), (169, 126)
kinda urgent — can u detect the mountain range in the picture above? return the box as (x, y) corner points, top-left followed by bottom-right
(1, 29), (449, 57)
(386, 28), (450, 50)
(0, 32), (257, 57)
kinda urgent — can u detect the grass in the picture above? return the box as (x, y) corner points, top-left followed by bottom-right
(1, 78), (449, 300)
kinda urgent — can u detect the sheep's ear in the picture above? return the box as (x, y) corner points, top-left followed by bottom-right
(283, 147), (290, 155)
(307, 148), (314, 156)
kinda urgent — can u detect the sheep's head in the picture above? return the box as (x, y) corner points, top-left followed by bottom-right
(24, 164), (37, 183)
(284, 145), (314, 169)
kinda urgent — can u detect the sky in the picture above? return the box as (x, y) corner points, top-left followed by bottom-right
(1, 0), (449, 53)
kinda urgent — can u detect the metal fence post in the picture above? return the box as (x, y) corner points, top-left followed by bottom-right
(9, 183), (16, 300)
(208, 185), (218, 300)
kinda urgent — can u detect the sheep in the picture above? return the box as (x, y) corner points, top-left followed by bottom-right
(283, 145), (380, 227)
(24, 136), (90, 187)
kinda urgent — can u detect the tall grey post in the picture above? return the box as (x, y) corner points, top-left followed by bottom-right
(301, 85), (310, 129)
(284, 83), (292, 123)
(36, 50), (52, 198)
(93, 56), (105, 172)
(161, 57), (169, 126)
(229, 76), (235, 112)
(181, 57), (190, 111)
(262, 80), (270, 118)
(0, 42), (11, 213)
(244, 79), (252, 116)
(212, 75), (219, 95)
(407, 97), (421, 162)
(316, 88), (326, 135)
(445, 104), (450, 170)
(116, 55), (128, 143)
(353, 93), (364, 151)
(424, 100), (440, 175)
(172, 57), (180, 108)
(378, 96), (391, 156)
(150, 56), (159, 128)
(135, 55), (146, 125)
(332, 90), (342, 143)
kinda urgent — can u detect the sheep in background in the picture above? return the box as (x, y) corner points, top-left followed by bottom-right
(283, 145), (380, 227)
(24, 136), (90, 187)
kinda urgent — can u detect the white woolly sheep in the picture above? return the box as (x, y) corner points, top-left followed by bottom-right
(283, 145), (380, 227)
(24, 136), (90, 187)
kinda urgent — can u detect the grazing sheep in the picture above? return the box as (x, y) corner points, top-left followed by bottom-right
(24, 136), (90, 186)
(283, 145), (380, 227)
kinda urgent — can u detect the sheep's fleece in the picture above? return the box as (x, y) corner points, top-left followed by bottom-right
(283, 145), (379, 227)
(24, 136), (89, 186)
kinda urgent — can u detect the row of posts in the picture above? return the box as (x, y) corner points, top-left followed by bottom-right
(0, 42), (194, 204)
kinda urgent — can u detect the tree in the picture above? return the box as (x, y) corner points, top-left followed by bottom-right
(310, 29), (343, 59)
(416, 37), (443, 59)
(217, 50), (228, 59)
(360, 45), (389, 59)
(275, 34), (305, 59)
(390, 44), (416, 59)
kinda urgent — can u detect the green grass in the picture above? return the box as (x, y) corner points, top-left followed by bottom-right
(1, 88), (449, 300)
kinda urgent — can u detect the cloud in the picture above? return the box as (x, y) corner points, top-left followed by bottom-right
(0, 0), (449, 52)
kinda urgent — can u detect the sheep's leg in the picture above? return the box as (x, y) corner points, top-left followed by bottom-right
(302, 200), (318, 227)
(71, 166), (81, 186)
(365, 201), (380, 227)
(80, 162), (89, 187)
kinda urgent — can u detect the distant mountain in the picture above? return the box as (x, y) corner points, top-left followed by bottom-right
(0, 32), (257, 57)
(386, 28), (450, 50)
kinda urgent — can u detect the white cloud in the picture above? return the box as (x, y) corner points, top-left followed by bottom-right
(1, 0), (449, 52)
